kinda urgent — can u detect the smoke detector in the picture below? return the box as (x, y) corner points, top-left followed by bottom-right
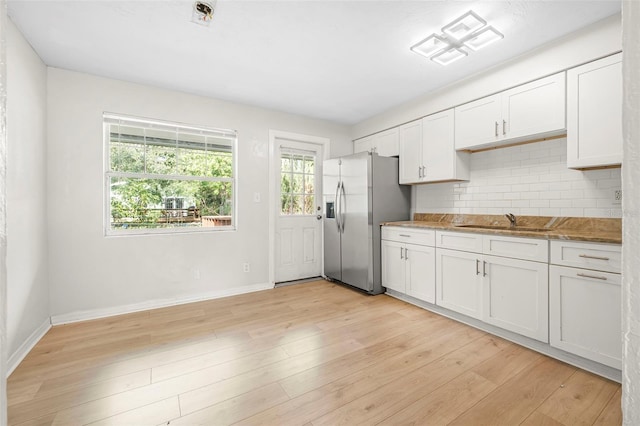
(192, 1), (215, 26)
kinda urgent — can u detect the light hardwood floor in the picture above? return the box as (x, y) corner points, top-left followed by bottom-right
(8, 280), (621, 425)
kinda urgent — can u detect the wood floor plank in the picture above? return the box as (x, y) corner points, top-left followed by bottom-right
(593, 387), (623, 426)
(177, 338), (364, 416)
(448, 357), (577, 425)
(520, 411), (565, 426)
(168, 383), (290, 425)
(6, 280), (621, 426)
(310, 334), (511, 426)
(9, 370), (151, 424)
(379, 370), (497, 425)
(278, 317), (477, 399)
(87, 396), (180, 426)
(534, 369), (620, 425)
(236, 326), (486, 426)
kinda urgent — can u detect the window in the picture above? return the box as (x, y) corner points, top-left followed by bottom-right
(104, 114), (236, 235)
(280, 151), (315, 215)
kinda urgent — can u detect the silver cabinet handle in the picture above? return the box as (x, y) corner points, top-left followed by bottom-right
(405, 249), (409, 260)
(421, 166), (426, 178)
(577, 272), (607, 281)
(502, 120), (506, 135)
(579, 254), (610, 261)
(476, 259), (480, 275)
(495, 121), (498, 137)
(418, 166), (423, 178)
(399, 234), (411, 237)
(483, 261), (487, 277)
(400, 247), (404, 260)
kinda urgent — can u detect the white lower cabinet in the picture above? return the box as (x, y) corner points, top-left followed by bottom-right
(549, 240), (622, 369)
(383, 226), (622, 373)
(435, 231), (549, 342)
(436, 248), (483, 319)
(381, 228), (435, 303)
(483, 255), (549, 342)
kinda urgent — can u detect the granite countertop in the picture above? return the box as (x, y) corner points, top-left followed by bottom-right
(382, 213), (622, 244)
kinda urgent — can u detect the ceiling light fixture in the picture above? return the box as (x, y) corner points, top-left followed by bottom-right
(411, 10), (504, 66)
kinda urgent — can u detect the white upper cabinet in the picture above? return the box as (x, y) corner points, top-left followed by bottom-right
(398, 119), (423, 184)
(353, 136), (373, 154)
(567, 53), (622, 169)
(454, 94), (502, 150)
(455, 72), (566, 151)
(353, 128), (399, 157)
(422, 109), (469, 182)
(399, 110), (469, 184)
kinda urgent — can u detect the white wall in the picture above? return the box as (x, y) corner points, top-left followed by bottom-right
(413, 138), (622, 218)
(6, 20), (50, 361)
(47, 68), (351, 319)
(0, 0), (9, 419)
(353, 14), (621, 139)
(622, 1), (640, 423)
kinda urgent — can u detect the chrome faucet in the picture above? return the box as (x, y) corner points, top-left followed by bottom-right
(505, 213), (517, 228)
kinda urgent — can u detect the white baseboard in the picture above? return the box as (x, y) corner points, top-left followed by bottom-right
(8, 318), (52, 377)
(50, 282), (273, 325)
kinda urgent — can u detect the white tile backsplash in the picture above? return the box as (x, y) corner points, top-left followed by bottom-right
(413, 138), (622, 218)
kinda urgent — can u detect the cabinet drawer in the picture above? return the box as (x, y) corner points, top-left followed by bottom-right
(435, 231), (483, 253)
(382, 227), (435, 246)
(483, 235), (548, 263)
(550, 240), (621, 273)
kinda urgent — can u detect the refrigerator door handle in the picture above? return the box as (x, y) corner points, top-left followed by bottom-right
(335, 182), (342, 232)
(339, 181), (346, 233)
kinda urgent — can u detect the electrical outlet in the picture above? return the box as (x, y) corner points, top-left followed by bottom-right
(614, 190), (622, 203)
(243, 263), (250, 273)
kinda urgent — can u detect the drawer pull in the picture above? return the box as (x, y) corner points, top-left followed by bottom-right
(399, 234), (411, 237)
(476, 259), (480, 276)
(577, 273), (607, 281)
(578, 254), (610, 261)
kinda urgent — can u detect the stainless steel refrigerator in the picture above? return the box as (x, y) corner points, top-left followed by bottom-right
(323, 152), (411, 294)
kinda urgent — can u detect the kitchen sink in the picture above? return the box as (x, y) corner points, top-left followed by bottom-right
(454, 224), (550, 232)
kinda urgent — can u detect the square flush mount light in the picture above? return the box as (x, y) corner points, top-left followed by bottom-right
(431, 47), (468, 66)
(410, 34), (448, 59)
(410, 10), (504, 65)
(464, 26), (504, 51)
(442, 11), (486, 40)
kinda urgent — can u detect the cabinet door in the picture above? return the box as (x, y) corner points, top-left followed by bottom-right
(454, 94), (501, 150)
(353, 136), (373, 154)
(483, 255), (549, 342)
(436, 248), (482, 319)
(549, 265), (621, 369)
(406, 243), (436, 304)
(374, 128), (399, 157)
(422, 109), (469, 182)
(398, 120), (423, 184)
(567, 53), (622, 169)
(502, 72), (566, 142)
(382, 240), (406, 293)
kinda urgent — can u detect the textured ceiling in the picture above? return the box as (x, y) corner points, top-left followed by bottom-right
(8, 0), (621, 124)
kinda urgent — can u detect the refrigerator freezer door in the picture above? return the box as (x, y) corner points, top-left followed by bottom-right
(323, 158), (341, 281)
(340, 153), (372, 292)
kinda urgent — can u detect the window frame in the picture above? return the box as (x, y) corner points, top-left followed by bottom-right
(103, 113), (238, 236)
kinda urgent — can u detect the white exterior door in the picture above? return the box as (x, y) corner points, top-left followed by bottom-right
(275, 140), (323, 283)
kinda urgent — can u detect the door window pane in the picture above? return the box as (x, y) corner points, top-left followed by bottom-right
(280, 152), (316, 216)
